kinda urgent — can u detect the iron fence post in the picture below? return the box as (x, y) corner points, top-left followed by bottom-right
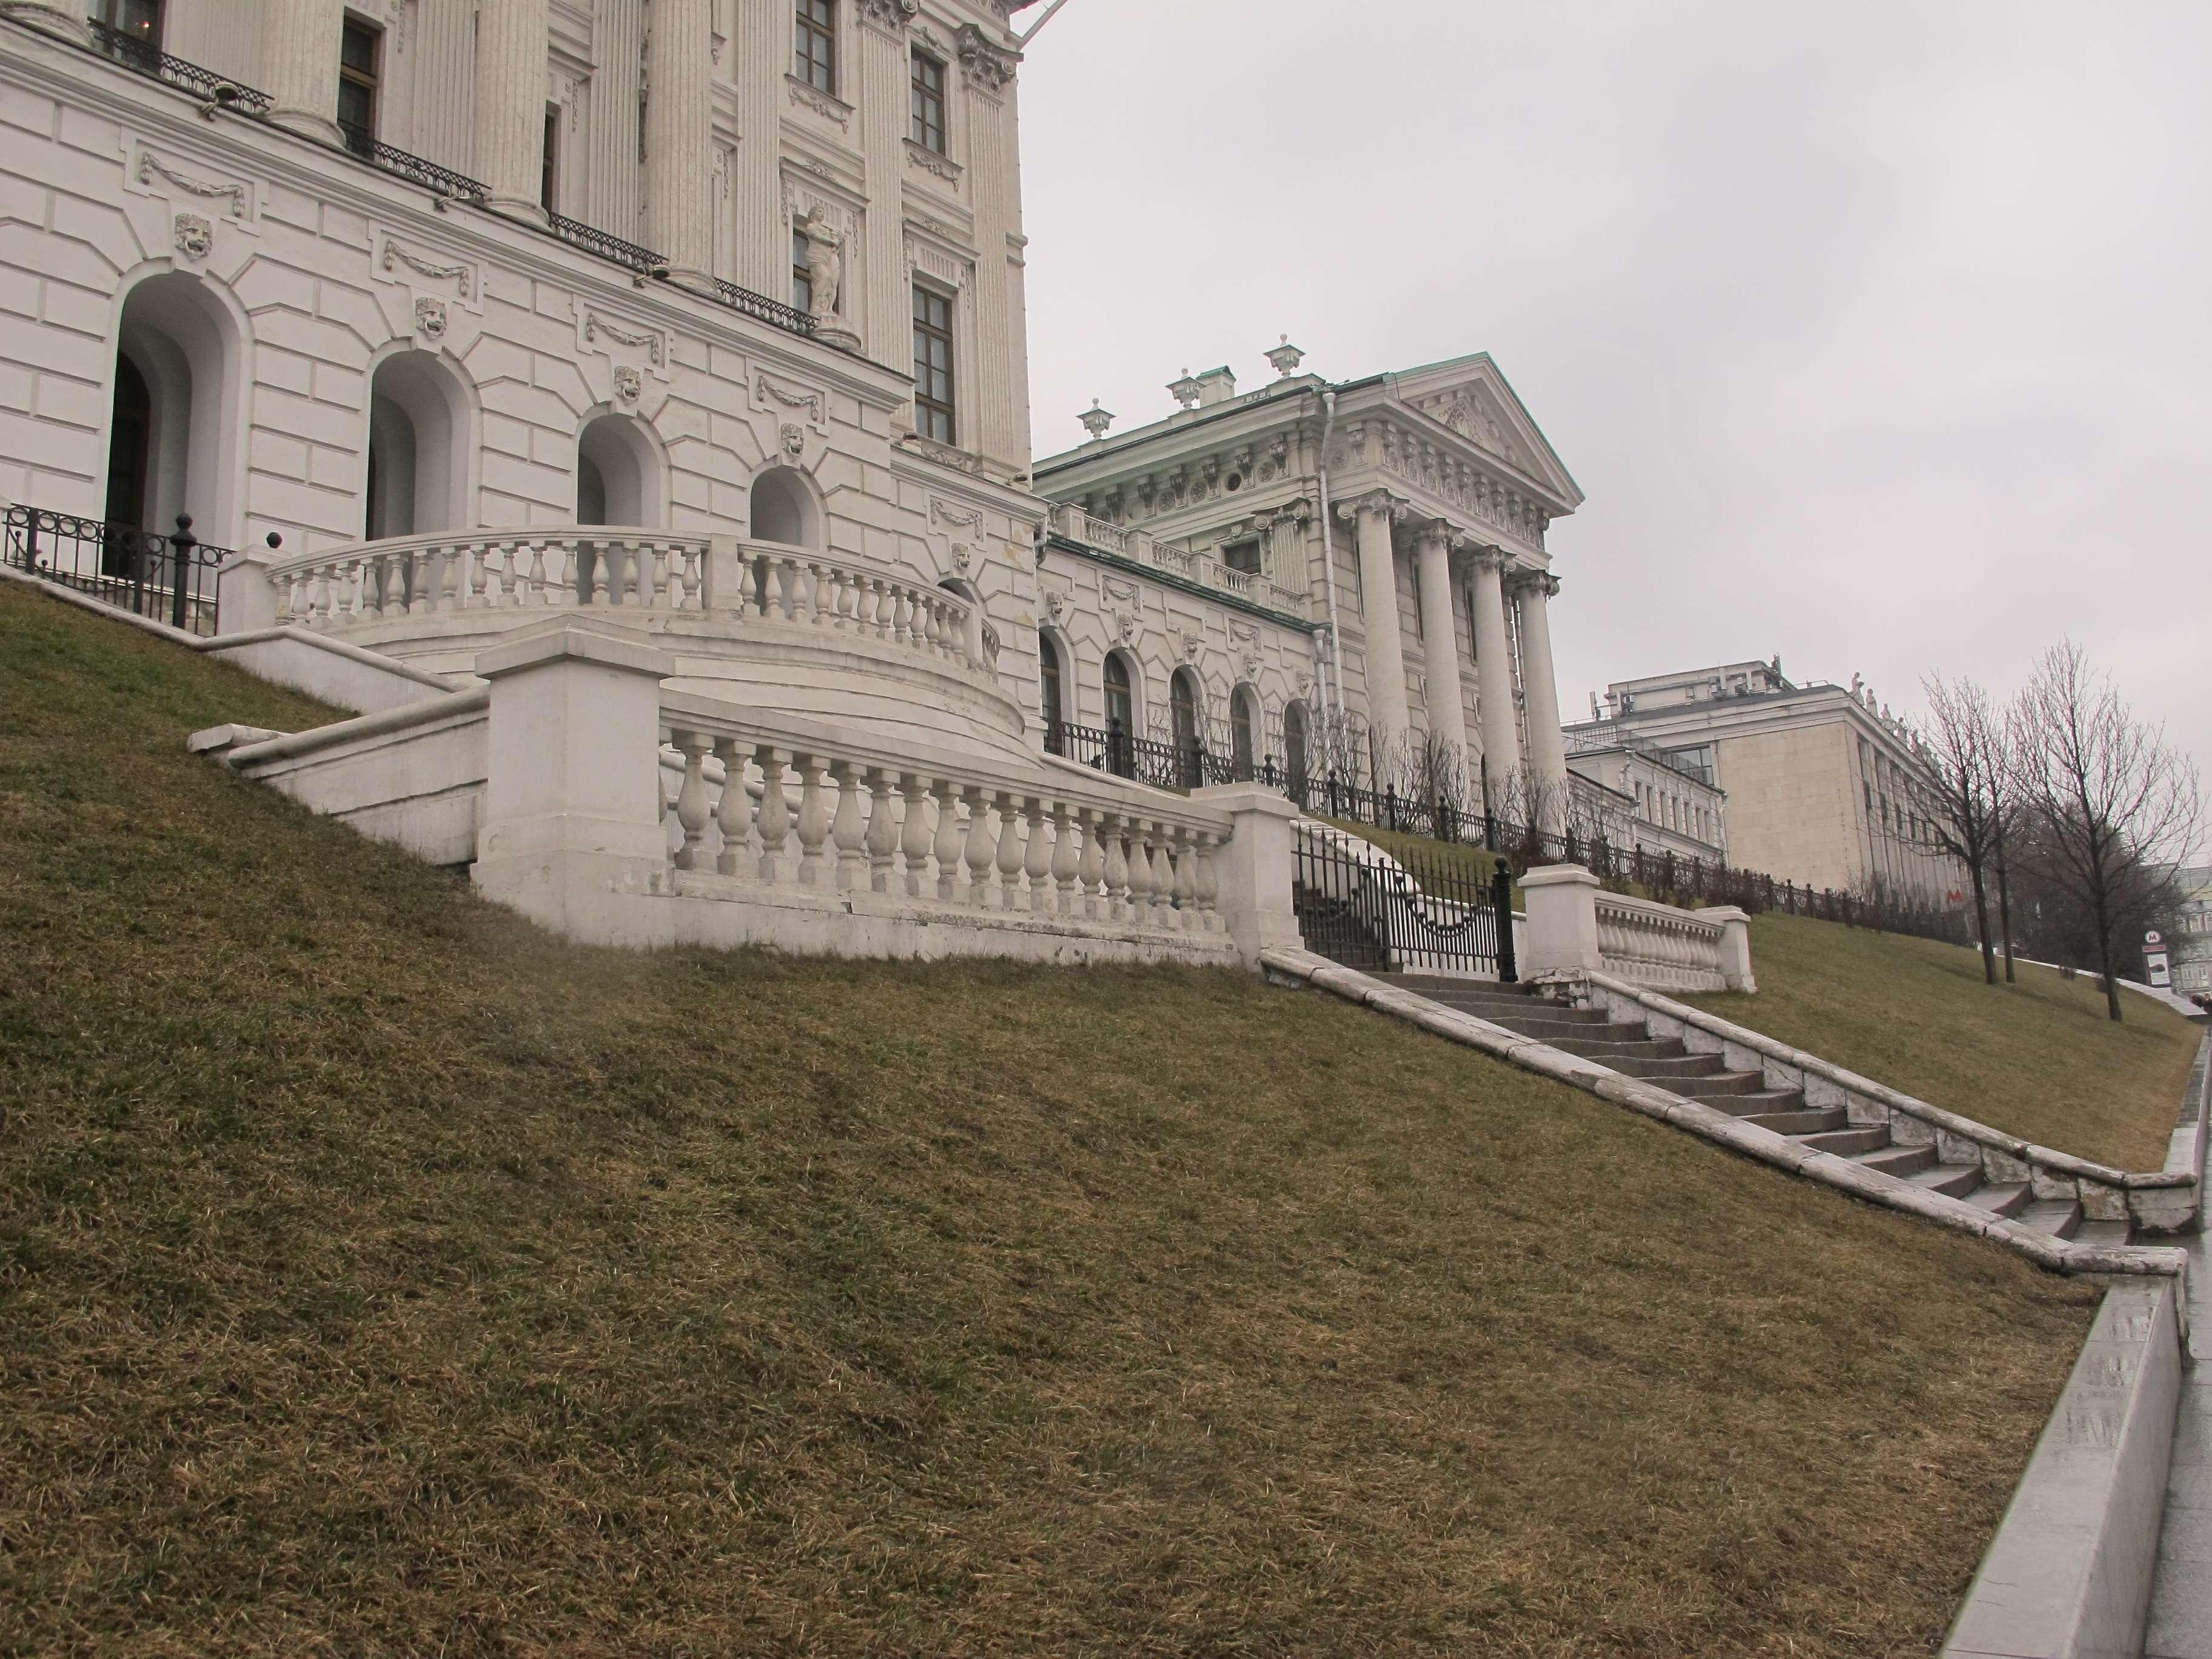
(1492, 865), (1518, 984)
(167, 515), (196, 629)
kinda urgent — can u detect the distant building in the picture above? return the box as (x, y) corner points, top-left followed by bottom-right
(2170, 866), (2212, 1000)
(1563, 659), (1958, 905)
(1563, 730), (1728, 863)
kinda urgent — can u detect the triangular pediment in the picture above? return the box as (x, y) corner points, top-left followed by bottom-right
(1385, 354), (1584, 509)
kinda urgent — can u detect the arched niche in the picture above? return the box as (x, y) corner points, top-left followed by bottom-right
(1102, 648), (1142, 779)
(1230, 684), (1261, 782)
(366, 349), (473, 540)
(1282, 699), (1312, 796)
(749, 464), (822, 549)
(577, 411), (666, 528)
(109, 270), (247, 546)
(1037, 626), (1071, 752)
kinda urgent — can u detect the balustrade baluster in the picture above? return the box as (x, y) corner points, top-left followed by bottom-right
(713, 736), (753, 875)
(830, 760), (870, 890)
(1050, 802), (1081, 916)
(865, 768), (900, 894)
(831, 566), (855, 631)
(960, 785), (994, 908)
(1171, 827), (1198, 929)
(868, 577), (893, 640)
(1023, 796), (1053, 913)
(793, 752), (832, 886)
(1125, 826), (1154, 927)
(755, 745), (792, 882)
(1102, 814), (1130, 922)
(897, 774), (934, 897)
(931, 777), (962, 901)
(1195, 831), (1221, 932)
(1077, 808), (1107, 920)
(673, 730), (712, 870)
(991, 789), (1024, 911)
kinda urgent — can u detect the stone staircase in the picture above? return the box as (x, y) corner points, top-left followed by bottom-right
(1391, 974), (2133, 1248)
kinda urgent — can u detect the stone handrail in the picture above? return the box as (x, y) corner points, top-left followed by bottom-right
(1584, 972), (2202, 1233)
(1594, 890), (1729, 993)
(659, 687), (1235, 936)
(268, 528), (985, 674)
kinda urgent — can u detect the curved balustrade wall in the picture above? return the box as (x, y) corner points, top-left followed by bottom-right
(1594, 890), (1729, 993)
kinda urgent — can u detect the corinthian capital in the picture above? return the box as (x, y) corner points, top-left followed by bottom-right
(1469, 544), (1515, 577)
(1336, 489), (1407, 524)
(1509, 568), (1561, 600)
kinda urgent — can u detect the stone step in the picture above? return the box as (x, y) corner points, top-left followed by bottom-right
(1908, 1164), (1984, 1200)
(1854, 1143), (1937, 1179)
(1664, 1071), (1772, 1101)
(1740, 1105), (1847, 1135)
(1798, 1125), (1889, 1156)
(2016, 1198), (2083, 1239)
(2073, 1218), (2132, 1248)
(1711, 1089), (1808, 1116)
(1550, 1035), (1686, 1060)
(1963, 1181), (2031, 1219)
(1607, 1053), (1733, 1081)
(1486, 1016), (1651, 1045)
(1416, 993), (1615, 1027)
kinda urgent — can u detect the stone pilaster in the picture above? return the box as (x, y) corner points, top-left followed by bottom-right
(1341, 492), (1410, 756)
(1413, 524), (1469, 763)
(957, 22), (1025, 471)
(0, 1), (87, 45)
(643, 0), (714, 281)
(263, 0), (346, 145)
(854, 2), (908, 361)
(1469, 546), (1523, 806)
(474, 0), (551, 224)
(728, 0), (785, 301)
(1512, 571), (1571, 833)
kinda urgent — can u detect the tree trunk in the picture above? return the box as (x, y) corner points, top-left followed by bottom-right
(2092, 890), (2123, 1022)
(1996, 852), (2016, 982)
(1970, 863), (1994, 985)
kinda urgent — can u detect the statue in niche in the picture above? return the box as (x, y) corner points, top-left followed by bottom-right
(799, 209), (845, 320)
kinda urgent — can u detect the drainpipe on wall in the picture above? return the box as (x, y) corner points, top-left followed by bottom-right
(1315, 389), (1349, 745)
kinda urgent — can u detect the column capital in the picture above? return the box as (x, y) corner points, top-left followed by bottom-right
(1509, 568), (1561, 600)
(1336, 489), (1407, 525)
(1469, 544), (1516, 577)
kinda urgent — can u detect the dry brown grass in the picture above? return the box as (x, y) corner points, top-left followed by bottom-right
(0, 583), (2103, 1657)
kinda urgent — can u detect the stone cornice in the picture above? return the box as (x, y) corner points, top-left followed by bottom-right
(1043, 535), (1316, 635)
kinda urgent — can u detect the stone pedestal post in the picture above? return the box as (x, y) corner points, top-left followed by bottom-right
(1513, 571), (1571, 833)
(472, 617), (675, 943)
(0, 1), (88, 45)
(263, 0), (346, 144)
(643, 0), (712, 284)
(1190, 784), (1301, 968)
(215, 544), (281, 635)
(1520, 864), (1601, 979)
(474, 0), (551, 224)
(1341, 492), (1410, 763)
(1469, 547), (1523, 811)
(1413, 525), (1470, 765)
(1703, 905), (1757, 993)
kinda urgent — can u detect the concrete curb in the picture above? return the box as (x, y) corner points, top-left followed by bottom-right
(1940, 1279), (2184, 1659)
(1261, 947), (2190, 1288)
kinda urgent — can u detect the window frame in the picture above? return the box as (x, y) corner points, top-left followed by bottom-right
(911, 283), (957, 446)
(541, 102), (561, 215)
(91, 0), (164, 45)
(910, 47), (947, 153)
(337, 15), (383, 155)
(793, 229), (815, 315)
(795, 0), (837, 95)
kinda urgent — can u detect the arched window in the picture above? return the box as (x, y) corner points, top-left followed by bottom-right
(749, 464), (820, 548)
(109, 271), (244, 549)
(577, 412), (664, 527)
(1103, 651), (1136, 779)
(366, 349), (471, 540)
(1038, 631), (1066, 754)
(1230, 685), (1258, 782)
(1282, 700), (1309, 799)
(1170, 667), (1204, 788)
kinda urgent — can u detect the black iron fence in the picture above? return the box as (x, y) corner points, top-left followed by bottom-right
(3, 505), (229, 636)
(1293, 827), (1517, 980)
(1047, 719), (1245, 791)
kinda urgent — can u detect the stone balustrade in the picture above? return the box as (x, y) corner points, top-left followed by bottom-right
(1050, 503), (1309, 617)
(1593, 890), (1733, 993)
(659, 686), (1230, 936)
(267, 528), (986, 675)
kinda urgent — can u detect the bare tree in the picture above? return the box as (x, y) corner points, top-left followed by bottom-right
(1914, 674), (2011, 984)
(2008, 642), (2203, 1021)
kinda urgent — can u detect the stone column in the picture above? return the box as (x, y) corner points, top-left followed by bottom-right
(1413, 523), (1469, 763)
(1469, 547), (1523, 809)
(1520, 864), (1602, 978)
(1512, 570), (1572, 833)
(1189, 785), (1301, 968)
(1339, 492), (1410, 759)
(263, 0), (347, 144)
(474, 0), (551, 224)
(644, 0), (713, 283)
(0, 1), (88, 45)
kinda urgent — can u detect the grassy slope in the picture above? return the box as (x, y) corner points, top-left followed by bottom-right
(1683, 914), (2202, 1172)
(0, 583), (2104, 1658)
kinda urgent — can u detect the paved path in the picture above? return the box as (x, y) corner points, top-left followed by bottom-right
(2146, 1229), (2212, 1657)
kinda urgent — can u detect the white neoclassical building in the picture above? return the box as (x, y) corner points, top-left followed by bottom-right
(1032, 348), (1584, 829)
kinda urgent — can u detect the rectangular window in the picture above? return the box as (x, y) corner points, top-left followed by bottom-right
(1221, 538), (1262, 575)
(793, 230), (814, 314)
(90, 0), (163, 45)
(541, 104), (560, 214)
(910, 50), (946, 152)
(795, 0), (837, 94)
(911, 285), (955, 444)
(338, 18), (381, 155)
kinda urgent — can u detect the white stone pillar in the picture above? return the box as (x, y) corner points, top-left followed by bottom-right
(1413, 524), (1469, 763)
(0, 1), (87, 45)
(1512, 571), (1572, 834)
(1190, 785), (1301, 968)
(474, 0), (551, 223)
(1340, 491), (1410, 761)
(855, 4), (911, 362)
(1520, 864), (1601, 977)
(1704, 906), (1757, 993)
(643, 0), (713, 283)
(263, 0), (347, 144)
(1470, 547), (1523, 811)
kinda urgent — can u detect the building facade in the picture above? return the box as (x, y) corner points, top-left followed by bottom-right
(1567, 659), (1959, 904)
(1031, 349), (1583, 827)
(1563, 732), (1728, 863)
(2170, 865), (2212, 1002)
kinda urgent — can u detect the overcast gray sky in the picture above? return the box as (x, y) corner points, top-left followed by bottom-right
(1017, 0), (2210, 778)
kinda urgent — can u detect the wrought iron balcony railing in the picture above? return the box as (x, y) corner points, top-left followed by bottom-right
(84, 18), (273, 113)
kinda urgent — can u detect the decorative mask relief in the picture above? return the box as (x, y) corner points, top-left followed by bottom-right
(172, 213), (212, 261)
(614, 364), (642, 404)
(780, 423), (806, 463)
(413, 297), (447, 340)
